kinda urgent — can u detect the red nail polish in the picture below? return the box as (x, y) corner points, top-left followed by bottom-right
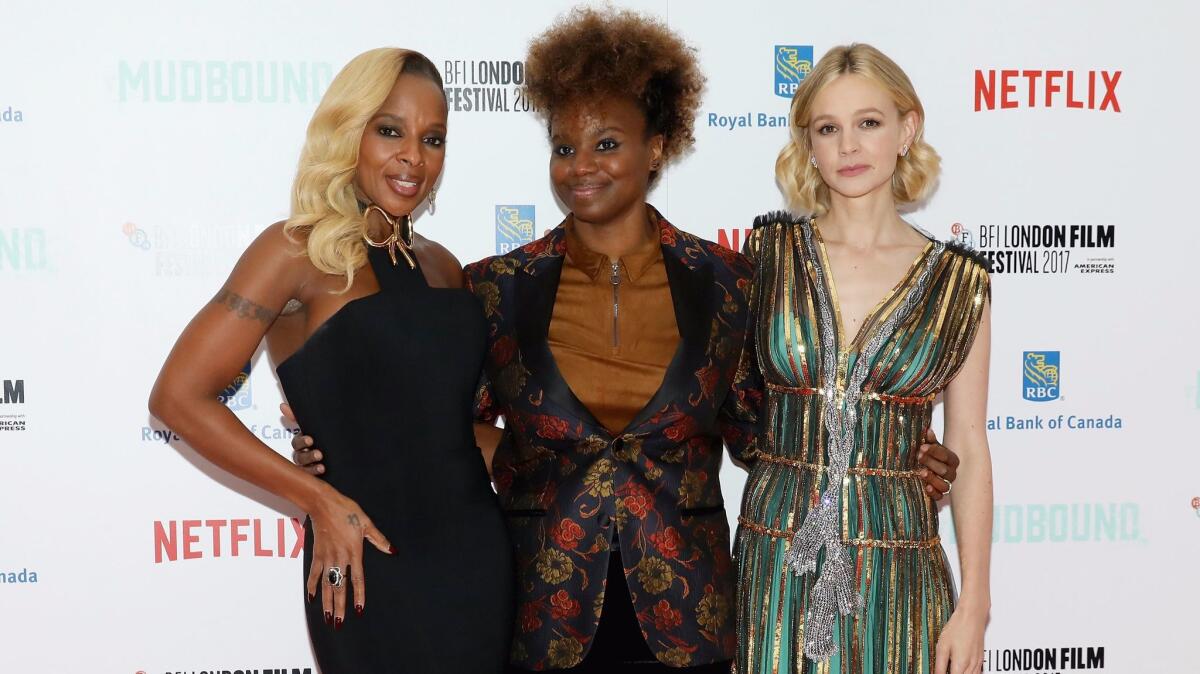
(335, 616), (344, 631)
(355, 604), (364, 617)
(388, 545), (397, 555)
(324, 611), (332, 625)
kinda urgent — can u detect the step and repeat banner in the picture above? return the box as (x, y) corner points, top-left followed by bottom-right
(2, 0), (1197, 671)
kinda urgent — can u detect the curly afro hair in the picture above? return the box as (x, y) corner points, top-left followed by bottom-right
(524, 6), (706, 168)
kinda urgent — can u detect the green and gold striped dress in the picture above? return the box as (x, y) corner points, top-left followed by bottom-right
(734, 214), (990, 674)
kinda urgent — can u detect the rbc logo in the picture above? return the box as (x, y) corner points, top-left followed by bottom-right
(1023, 351), (1060, 402)
(496, 205), (535, 254)
(218, 362), (252, 410)
(775, 45), (813, 98)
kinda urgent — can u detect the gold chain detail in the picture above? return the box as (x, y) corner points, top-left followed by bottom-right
(756, 451), (922, 478)
(766, 382), (935, 405)
(737, 517), (941, 549)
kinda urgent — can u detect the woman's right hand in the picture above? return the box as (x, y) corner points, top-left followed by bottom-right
(306, 486), (395, 629)
(283, 403), (327, 476)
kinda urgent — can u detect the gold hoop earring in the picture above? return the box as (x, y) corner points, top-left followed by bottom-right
(361, 204), (415, 268)
(427, 189), (436, 215)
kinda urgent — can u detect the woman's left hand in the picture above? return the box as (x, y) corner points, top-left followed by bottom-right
(934, 606), (986, 674)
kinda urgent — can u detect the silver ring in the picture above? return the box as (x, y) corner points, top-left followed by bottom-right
(944, 480), (953, 494)
(326, 566), (345, 588)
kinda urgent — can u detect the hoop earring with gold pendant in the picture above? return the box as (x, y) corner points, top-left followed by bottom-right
(361, 204), (416, 268)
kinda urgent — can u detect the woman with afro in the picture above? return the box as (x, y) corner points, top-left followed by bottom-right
(461, 7), (755, 673)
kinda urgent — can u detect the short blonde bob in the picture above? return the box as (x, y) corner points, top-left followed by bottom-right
(284, 48), (442, 290)
(776, 43), (939, 216)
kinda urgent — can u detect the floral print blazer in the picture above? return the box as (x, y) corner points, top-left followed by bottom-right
(464, 208), (761, 670)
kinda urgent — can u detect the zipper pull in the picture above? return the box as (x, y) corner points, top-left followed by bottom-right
(611, 261), (621, 349)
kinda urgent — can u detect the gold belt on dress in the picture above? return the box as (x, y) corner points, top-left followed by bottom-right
(755, 451), (922, 479)
(766, 382), (936, 406)
(737, 517), (942, 550)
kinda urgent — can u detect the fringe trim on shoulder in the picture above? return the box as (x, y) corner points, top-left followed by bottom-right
(752, 210), (805, 230)
(943, 238), (994, 273)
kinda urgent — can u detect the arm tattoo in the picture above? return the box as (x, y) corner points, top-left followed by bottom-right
(347, 514), (361, 527)
(212, 288), (278, 325)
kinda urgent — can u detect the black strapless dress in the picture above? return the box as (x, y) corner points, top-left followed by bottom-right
(277, 246), (513, 673)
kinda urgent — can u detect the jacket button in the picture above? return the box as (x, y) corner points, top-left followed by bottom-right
(612, 437), (625, 452)
(598, 514), (612, 528)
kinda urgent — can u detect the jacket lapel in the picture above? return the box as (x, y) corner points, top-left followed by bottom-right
(511, 210), (717, 437)
(623, 218), (715, 432)
(514, 223), (605, 430)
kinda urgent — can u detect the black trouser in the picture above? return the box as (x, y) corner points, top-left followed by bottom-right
(507, 541), (733, 674)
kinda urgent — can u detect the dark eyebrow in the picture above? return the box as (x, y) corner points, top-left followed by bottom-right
(370, 113), (446, 133)
(550, 129), (623, 145)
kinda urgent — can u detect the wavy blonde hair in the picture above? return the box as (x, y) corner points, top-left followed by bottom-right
(284, 48), (442, 290)
(777, 43), (940, 216)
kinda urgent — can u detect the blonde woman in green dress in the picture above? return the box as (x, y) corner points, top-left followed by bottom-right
(735, 44), (993, 674)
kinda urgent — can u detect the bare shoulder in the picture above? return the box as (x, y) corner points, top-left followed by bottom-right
(237, 221), (312, 271)
(248, 220), (309, 260)
(225, 221), (318, 300)
(414, 234), (465, 289)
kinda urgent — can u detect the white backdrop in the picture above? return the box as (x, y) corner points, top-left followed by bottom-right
(2, 1), (1197, 672)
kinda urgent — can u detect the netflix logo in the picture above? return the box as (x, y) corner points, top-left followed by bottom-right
(974, 69), (1121, 112)
(154, 517), (305, 563)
